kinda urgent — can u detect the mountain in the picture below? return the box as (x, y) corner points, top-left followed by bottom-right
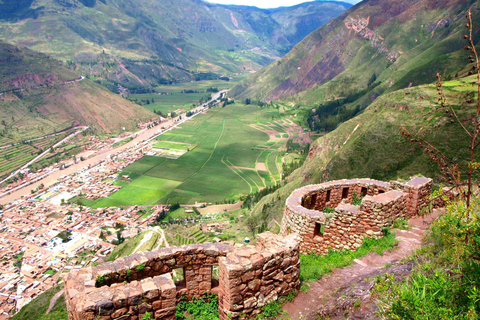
(249, 75), (479, 231)
(269, 1), (352, 45)
(237, 0), (480, 230)
(0, 41), (154, 141)
(231, 0), (479, 106)
(0, 0), (351, 91)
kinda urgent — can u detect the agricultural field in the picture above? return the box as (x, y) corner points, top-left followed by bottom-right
(89, 102), (308, 207)
(127, 76), (245, 115)
(0, 129), (85, 181)
(169, 225), (210, 246)
(151, 141), (198, 159)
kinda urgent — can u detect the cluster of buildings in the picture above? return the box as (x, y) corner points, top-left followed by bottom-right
(0, 141), (172, 318)
(0, 94), (224, 318)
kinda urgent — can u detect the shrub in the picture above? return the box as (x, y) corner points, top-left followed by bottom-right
(175, 293), (218, 320)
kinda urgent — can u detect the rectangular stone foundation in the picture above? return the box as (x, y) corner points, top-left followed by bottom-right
(64, 233), (300, 320)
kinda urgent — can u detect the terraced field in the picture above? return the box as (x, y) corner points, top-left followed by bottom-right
(172, 228), (208, 246)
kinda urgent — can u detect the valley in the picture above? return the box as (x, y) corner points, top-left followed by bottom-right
(1, 0), (480, 319)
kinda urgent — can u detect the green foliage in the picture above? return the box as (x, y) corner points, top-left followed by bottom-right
(376, 198), (480, 319)
(136, 264), (145, 272)
(300, 231), (397, 283)
(352, 191), (362, 206)
(392, 218), (410, 230)
(257, 300), (284, 319)
(12, 285), (67, 320)
(142, 312), (154, 320)
(322, 207), (335, 213)
(175, 293), (218, 320)
(56, 231), (72, 243)
(256, 293), (295, 319)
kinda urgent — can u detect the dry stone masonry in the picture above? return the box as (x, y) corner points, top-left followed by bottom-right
(281, 177), (433, 254)
(63, 232), (300, 320)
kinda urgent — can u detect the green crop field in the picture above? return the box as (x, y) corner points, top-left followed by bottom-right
(152, 141), (197, 151)
(88, 102), (303, 207)
(128, 77), (245, 115)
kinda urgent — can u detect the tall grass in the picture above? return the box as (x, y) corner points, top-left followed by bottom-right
(375, 198), (480, 319)
(300, 230), (397, 282)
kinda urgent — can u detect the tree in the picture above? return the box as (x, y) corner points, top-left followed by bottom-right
(116, 230), (125, 244)
(245, 216), (258, 235)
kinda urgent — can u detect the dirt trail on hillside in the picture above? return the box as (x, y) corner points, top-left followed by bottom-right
(281, 210), (442, 320)
(45, 289), (64, 315)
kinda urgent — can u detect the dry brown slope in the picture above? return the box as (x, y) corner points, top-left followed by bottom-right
(0, 42), (154, 141)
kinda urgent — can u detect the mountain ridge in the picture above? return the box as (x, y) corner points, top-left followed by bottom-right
(0, 41), (154, 140)
(230, 0), (478, 106)
(0, 0), (351, 91)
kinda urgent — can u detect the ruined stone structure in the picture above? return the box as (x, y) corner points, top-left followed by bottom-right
(63, 232), (300, 320)
(281, 176), (432, 254)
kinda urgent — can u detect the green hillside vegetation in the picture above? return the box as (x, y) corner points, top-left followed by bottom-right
(106, 228), (166, 262)
(375, 198), (480, 318)
(0, 0), (350, 91)
(11, 284), (67, 320)
(231, 0), (478, 113)
(246, 76), (480, 231)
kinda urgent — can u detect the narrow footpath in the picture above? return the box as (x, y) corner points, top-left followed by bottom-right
(282, 209), (442, 320)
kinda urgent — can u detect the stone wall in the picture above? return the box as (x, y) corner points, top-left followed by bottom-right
(281, 177), (432, 255)
(218, 232), (300, 319)
(64, 233), (300, 320)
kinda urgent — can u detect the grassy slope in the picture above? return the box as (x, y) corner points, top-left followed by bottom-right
(249, 77), (479, 230)
(106, 228), (164, 261)
(0, 41), (154, 140)
(12, 284), (67, 320)
(231, 0), (478, 107)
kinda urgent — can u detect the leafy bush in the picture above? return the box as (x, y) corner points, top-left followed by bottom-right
(352, 191), (362, 206)
(322, 206), (335, 213)
(257, 293), (295, 319)
(136, 264), (145, 272)
(257, 301), (283, 319)
(300, 231), (397, 282)
(175, 293), (218, 320)
(392, 217), (410, 230)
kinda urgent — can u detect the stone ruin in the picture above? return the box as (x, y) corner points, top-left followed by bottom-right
(63, 232), (300, 320)
(281, 176), (433, 254)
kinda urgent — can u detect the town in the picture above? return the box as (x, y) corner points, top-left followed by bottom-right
(0, 91), (227, 318)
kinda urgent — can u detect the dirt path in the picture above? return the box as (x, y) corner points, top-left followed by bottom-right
(45, 289), (64, 315)
(281, 210), (442, 319)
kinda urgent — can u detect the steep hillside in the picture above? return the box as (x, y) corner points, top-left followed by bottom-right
(0, 0), (350, 90)
(270, 1), (352, 45)
(0, 41), (154, 141)
(231, 0), (480, 106)
(248, 76), (479, 230)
